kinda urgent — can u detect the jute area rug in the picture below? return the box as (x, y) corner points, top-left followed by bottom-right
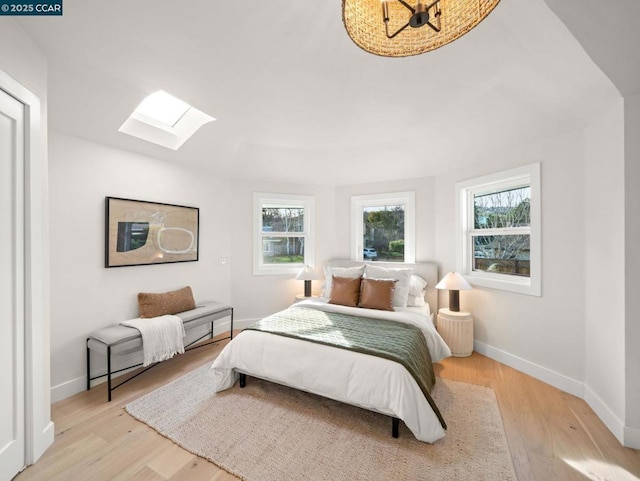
(126, 363), (516, 481)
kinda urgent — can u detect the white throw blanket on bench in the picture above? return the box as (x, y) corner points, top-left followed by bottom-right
(121, 315), (185, 366)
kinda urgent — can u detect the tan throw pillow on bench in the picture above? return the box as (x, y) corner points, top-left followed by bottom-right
(138, 286), (196, 318)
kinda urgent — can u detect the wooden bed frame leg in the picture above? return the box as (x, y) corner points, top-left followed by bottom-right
(392, 417), (400, 438)
(239, 373), (246, 388)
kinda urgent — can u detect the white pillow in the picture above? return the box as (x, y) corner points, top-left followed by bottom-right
(364, 265), (413, 307)
(322, 265), (365, 298)
(408, 274), (427, 296)
(407, 293), (426, 307)
(407, 274), (427, 307)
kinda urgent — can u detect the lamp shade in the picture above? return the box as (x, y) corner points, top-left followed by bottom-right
(435, 272), (471, 291)
(342, 0), (501, 58)
(295, 265), (321, 281)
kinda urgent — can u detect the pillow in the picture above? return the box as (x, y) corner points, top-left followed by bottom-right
(407, 274), (427, 307)
(408, 274), (428, 296)
(138, 286), (196, 318)
(359, 278), (396, 311)
(364, 265), (412, 307)
(322, 265), (365, 298)
(328, 276), (362, 307)
(407, 293), (426, 307)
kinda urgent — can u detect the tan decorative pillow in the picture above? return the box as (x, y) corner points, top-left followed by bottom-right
(138, 286), (196, 318)
(328, 276), (362, 307)
(359, 278), (396, 311)
(364, 265), (412, 307)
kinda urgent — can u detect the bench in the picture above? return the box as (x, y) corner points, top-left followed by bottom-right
(86, 301), (233, 401)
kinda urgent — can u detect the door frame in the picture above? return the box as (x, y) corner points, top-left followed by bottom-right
(0, 69), (54, 465)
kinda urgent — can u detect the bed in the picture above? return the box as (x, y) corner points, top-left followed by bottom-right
(211, 260), (451, 443)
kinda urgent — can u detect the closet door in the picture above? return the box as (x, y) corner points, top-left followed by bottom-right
(0, 87), (26, 481)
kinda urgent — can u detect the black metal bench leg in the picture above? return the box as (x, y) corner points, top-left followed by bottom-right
(392, 417), (400, 438)
(107, 345), (112, 402)
(86, 339), (91, 391)
(239, 373), (246, 388)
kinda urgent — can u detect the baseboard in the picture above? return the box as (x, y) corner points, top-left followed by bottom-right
(473, 340), (584, 398)
(224, 318), (256, 333)
(50, 317), (258, 403)
(583, 387), (640, 449)
(51, 376), (86, 404)
(624, 425), (640, 450)
(583, 384), (625, 445)
(31, 421), (55, 464)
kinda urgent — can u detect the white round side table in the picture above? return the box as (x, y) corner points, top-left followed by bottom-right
(294, 294), (318, 303)
(436, 308), (474, 357)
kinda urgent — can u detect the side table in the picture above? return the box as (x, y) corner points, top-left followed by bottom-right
(295, 294), (318, 303)
(437, 308), (474, 357)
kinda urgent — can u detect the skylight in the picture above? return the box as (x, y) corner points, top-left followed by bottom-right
(119, 90), (215, 150)
(135, 91), (190, 127)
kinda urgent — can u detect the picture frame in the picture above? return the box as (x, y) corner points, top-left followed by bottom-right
(105, 197), (199, 268)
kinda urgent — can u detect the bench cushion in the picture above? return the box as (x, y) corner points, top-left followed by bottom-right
(87, 301), (231, 355)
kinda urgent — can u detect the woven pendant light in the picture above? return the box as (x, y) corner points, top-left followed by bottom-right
(342, 0), (500, 57)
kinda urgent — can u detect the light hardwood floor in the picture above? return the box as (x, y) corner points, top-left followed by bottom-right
(15, 338), (640, 481)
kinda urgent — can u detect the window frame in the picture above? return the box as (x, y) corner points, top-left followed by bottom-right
(351, 191), (416, 263)
(456, 163), (541, 296)
(253, 193), (315, 276)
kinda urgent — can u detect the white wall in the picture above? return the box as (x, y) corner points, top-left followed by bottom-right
(334, 177), (437, 264)
(624, 93), (640, 445)
(583, 100), (626, 439)
(0, 18), (53, 462)
(49, 133), (232, 401)
(229, 180), (337, 321)
(434, 130), (588, 395)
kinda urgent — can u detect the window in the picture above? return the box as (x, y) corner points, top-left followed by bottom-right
(351, 192), (415, 263)
(456, 163), (541, 296)
(253, 193), (315, 275)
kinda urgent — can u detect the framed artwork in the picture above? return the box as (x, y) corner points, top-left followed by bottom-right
(105, 197), (199, 268)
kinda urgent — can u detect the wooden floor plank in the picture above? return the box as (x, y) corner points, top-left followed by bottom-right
(168, 458), (220, 481)
(122, 466), (168, 481)
(15, 434), (109, 481)
(15, 338), (640, 481)
(148, 443), (198, 479)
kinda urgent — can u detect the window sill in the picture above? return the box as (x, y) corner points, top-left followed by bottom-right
(253, 265), (305, 276)
(465, 272), (541, 296)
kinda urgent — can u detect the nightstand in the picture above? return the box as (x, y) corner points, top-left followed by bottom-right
(295, 294), (318, 303)
(436, 308), (474, 357)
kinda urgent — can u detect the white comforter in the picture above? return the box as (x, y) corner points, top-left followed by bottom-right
(210, 299), (451, 443)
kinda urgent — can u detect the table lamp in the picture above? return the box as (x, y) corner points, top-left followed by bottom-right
(295, 265), (321, 297)
(435, 272), (472, 312)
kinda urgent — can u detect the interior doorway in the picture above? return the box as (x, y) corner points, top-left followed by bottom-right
(0, 69), (54, 479)
(0, 84), (26, 481)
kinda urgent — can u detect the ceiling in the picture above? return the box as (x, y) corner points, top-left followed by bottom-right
(16, 0), (623, 186)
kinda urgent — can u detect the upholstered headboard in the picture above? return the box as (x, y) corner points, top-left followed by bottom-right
(323, 259), (439, 313)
